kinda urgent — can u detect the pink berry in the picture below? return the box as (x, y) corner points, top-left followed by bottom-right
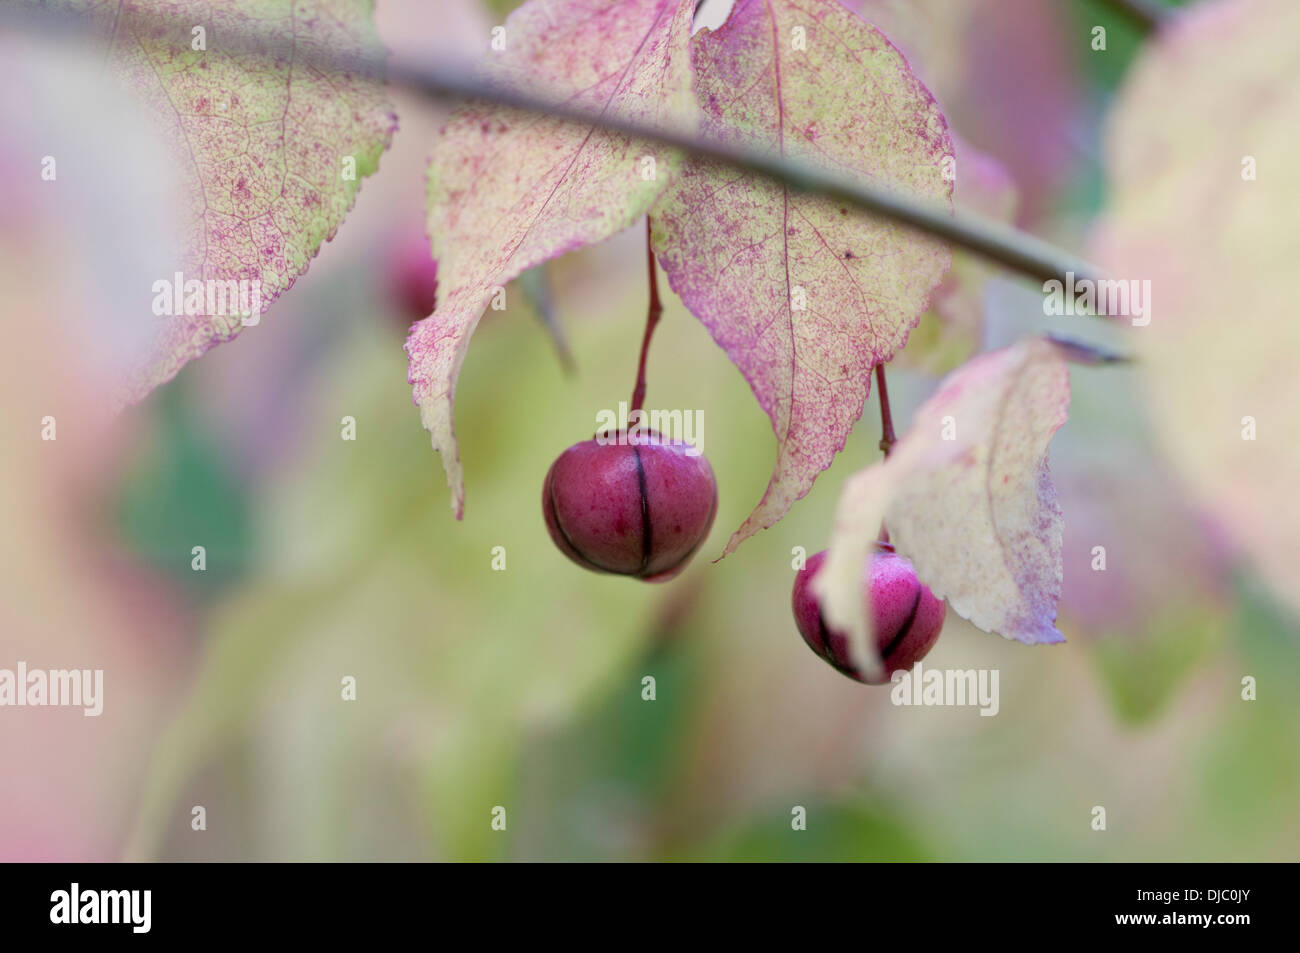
(791, 546), (946, 684)
(386, 223), (439, 325)
(542, 430), (717, 582)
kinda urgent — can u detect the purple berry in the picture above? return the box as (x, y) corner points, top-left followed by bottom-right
(542, 430), (717, 582)
(791, 546), (946, 684)
(386, 223), (439, 325)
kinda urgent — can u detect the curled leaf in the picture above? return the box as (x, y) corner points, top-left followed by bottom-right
(649, 0), (952, 555)
(815, 337), (1068, 675)
(407, 0), (697, 517)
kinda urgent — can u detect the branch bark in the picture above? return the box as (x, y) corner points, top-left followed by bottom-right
(383, 61), (1105, 289)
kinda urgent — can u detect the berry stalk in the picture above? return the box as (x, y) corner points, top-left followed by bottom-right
(875, 363), (896, 458)
(630, 217), (663, 415)
(875, 362), (896, 544)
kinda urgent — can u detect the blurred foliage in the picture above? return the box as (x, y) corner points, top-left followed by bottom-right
(513, 638), (699, 860)
(1060, 0), (1199, 216)
(119, 220), (1300, 860)
(676, 801), (932, 861)
(117, 382), (253, 597)
(9, 0), (1289, 863)
(127, 245), (762, 860)
(482, 0), (529, 19)
(1090, 607), (1224, 725)
(1195, 578), (1300, 853)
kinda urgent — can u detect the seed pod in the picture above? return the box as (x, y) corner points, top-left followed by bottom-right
(791, 546), (946, 683)
(542, 430), (717, 582)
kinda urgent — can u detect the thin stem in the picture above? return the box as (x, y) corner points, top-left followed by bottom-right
(873, 363), (897, 544)
(630, 217), (663, 415)
(875, 363), (895, 543)
(875, 363), (896, 458)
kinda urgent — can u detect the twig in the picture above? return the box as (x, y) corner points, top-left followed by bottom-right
(384, 59), (1105, 289)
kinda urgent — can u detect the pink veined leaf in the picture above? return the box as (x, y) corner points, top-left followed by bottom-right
(815, 337), (1068, 677)
(65, 0), (398, 407)
(649, 0), (953, 556)
(1091, 0), (1300, 621)
(407, 0), (697, 518)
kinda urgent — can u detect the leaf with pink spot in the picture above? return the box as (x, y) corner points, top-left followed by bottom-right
(649, 0), (953, 556)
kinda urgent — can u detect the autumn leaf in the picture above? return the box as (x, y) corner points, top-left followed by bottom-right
(1091, 0), (1300, 621)
(815, 337), (1068, 676)
(407, 0), (697, 518)
(55, 0), (397, 407)
(649, 0), (953, 555)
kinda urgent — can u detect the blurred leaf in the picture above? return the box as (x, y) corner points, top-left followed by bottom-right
(117, 383), (252, 594)
(1194, 578), (1300, 854)
(1067, 0), (1201, 94)
(1089, 605), (1225, 724)
(1093, 0), (1300, 623)
(850, 0), (1084, 222)
(42, 0), (396, 406)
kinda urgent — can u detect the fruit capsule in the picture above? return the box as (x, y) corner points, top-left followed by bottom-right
(542, 429), (717, 582)
(792, 545), (945, 683)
